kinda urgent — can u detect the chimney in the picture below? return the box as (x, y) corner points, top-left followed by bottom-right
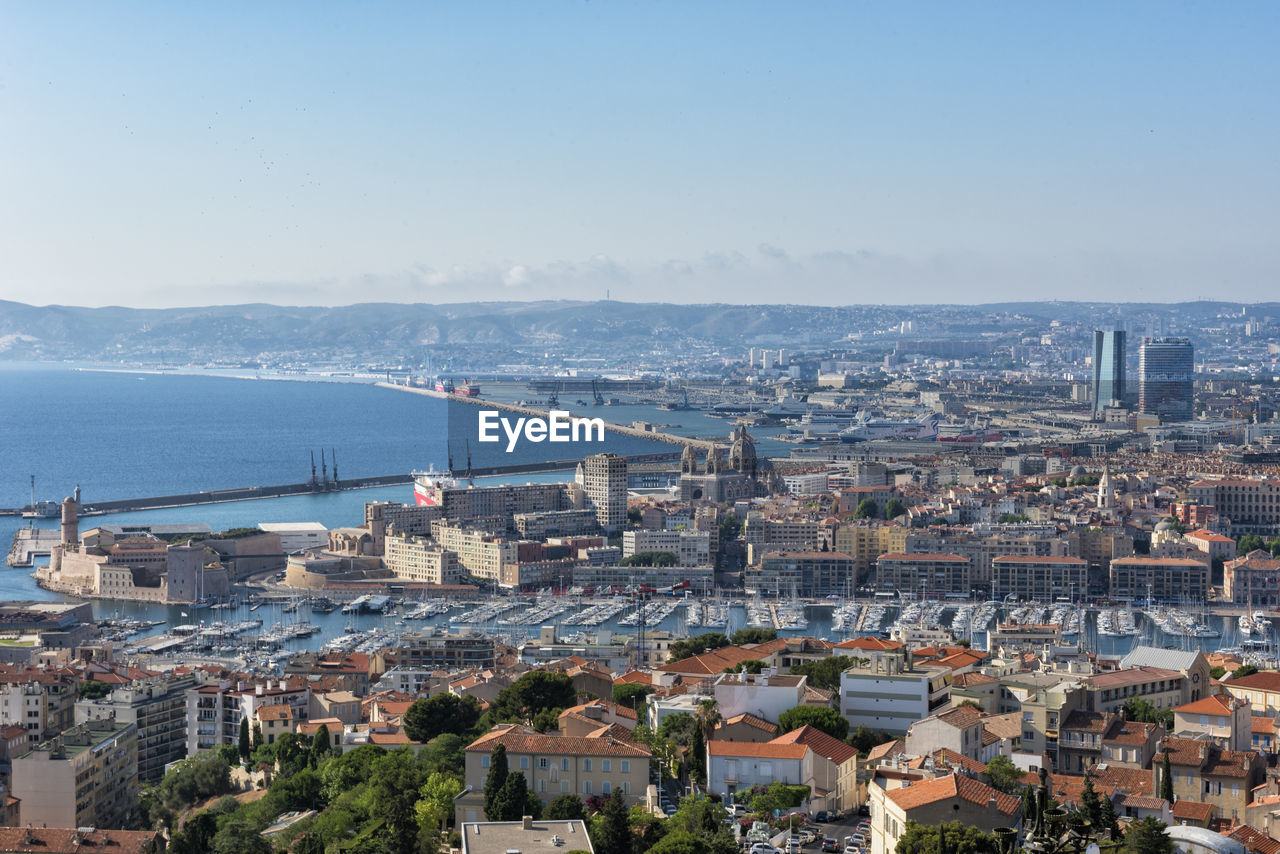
(522, 816), (534, 830)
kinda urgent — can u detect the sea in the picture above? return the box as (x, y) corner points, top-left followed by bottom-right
(0, 364), (1263, 662)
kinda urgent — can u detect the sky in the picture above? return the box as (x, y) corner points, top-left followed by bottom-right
(1, 3), (1278, 308)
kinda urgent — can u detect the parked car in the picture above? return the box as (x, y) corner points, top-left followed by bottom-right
(822, 840), (840, 853)
(751, 845), (783, 854)
(815, 811), (830, 823)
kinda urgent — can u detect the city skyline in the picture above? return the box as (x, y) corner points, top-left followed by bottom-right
(2, 3), (1279, 308)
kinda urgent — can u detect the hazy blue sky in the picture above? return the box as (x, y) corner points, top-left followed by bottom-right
(2, 3), (1277, 307)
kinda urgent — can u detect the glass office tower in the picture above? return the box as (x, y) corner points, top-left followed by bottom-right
(1092, 330), (1125, 418)
(1139, 337), (1194, 422)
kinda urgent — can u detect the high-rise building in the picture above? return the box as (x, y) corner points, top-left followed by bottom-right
(12, 715), (138, 830)
(578, 453), (627, 534)
(1139, 337), (1194, 422)
(1092, 329), (1126, 418)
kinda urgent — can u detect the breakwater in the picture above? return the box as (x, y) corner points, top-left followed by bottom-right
(375, 382), (719, 451)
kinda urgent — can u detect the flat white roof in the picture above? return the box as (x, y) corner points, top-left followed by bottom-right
(258, 522), (328, 533)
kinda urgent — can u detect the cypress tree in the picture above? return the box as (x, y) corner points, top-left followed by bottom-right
(238, 717), (250, 762)
(1159, 752), (1174, 803)
(484, 744), (509, 821)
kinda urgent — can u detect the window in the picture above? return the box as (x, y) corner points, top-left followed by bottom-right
(482, 755), (490, 768)
(561, 758), (570, 771)
(621, 760), (630, 773)
(538, 779), (547, 793)
(583, 758), (592, 772)
(539, 757), (549, 769)
(520, 757), (529, 770)
(583, 780), (592, 795)
(561, 780), (570, 793)
(603, 781), (612, 795)
(602, 759), (611, 772)
(621, 781), (630, 794)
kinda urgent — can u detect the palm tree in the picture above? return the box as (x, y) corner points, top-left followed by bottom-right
(696, 698), (721, 740)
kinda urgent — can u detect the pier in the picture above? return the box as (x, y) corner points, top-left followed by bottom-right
(6, 528), (62, 567)
(375, 382), (721, 451)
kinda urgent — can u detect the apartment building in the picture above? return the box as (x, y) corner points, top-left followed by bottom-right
(1224, 552), (1280, 608)
(1084, 666), (1185, 715)
(622, 529), (711, 567)
(874, 553), (971, 597)
(904, 706), (988, 764)
(832, 523), (909, 584)
(991, 555), (1087, 602)
(432, 522), (520, 582)
(869, 774), (1021, 854)
(1154, 737), (1263, 823)
(1109, 557), (1209, 603)
(395, 630), (497, 670)
(11, 715), (138, 830)
(456, 724), (650, 826)
(840, 647), (952, 735)
(1188, 478), (1280, 535)
(74, 671), (196, 782)
(1223, 671), (1280, 715)
(383, 533), (462, 584)
(713, 672), (808, 724)
(1173, 694), (1251, 751)
(746, 552), (855, 597)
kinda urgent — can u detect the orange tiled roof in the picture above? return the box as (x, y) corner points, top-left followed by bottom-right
(1176, 693), (1246, 716)
(1253, 716), (1277, 735)
(1172, 800), (1214, 822)
(1227, 672), (1280, 692)
(0, 828), (161, 854)
(771, 725), (857, 765)
(706, 740), (809, 760)
(1227, 825), (1280, 854)
(718, 713), (779, 734)
(469, 724), (651, 758)
(886, 773), (1020, 815)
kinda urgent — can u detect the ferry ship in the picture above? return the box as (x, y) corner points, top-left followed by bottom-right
(434, 378), (481, 396)
(413, 466), (462, 506)
(839, 412), (942, 443)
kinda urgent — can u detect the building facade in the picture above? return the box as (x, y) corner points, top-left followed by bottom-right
(1139, 337), (1194, 422)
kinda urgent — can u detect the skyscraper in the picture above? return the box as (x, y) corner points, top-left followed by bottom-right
(1139, 337), (1194, 422)
(1092, 329), (1126, 418)
(578, 452), (627, 534)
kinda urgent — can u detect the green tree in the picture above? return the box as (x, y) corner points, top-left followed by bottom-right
(1097, 790), (1121, 840)
(884, 498), (907, 519)
(1159, 751), (1173, 803)
(894, 820), (1000, 854)
(1266, 536), (1280, 557)
(1124, 697), (1174, 729)
(849, 725), (895, 755)
(251, 721), (263, 750)
(319, 743), (385, 801)
(665, 794), (735, 854)
(790, 656), (858, 692)
(418, 733), (467, 777)
(416, 770), (465, 836)
(310, 723), (332, 765)
(404, 692), (483, 742)
(490, 671), (577, 723)
(668, 632), (731, 662)
(1123, 817), (1176, 854)
(723, 659), (765, 674)
(544, 793), (587, 821)
(79, 680), (113, 700)
(658, 712), (699, 751)
(494, 771), (539, 821)
(1210, 665), (1227, 679)
(484, 744), (509, 820)
(238, 717), (250, 762)
(688, 725), (706, 784)
(211, 818), (271, 854)
(619, 551), (678, 567)
(983, 754), (1023, 795)
(371, 749), (426, 854)
(854, 498), (879, 519)
(293, 832), (325, 854)
(777, 706), (850, 740)
(730, 627), (777, 645)
(1239, 534), (1265, 554)
(590, 791), (632, 854)
(1233, 663), (1259, 679)
(614, 682), (655, 710)
(1079, 775), (1101, 827)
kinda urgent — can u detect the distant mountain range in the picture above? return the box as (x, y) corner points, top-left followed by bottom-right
(0, 299), (1272, 366)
